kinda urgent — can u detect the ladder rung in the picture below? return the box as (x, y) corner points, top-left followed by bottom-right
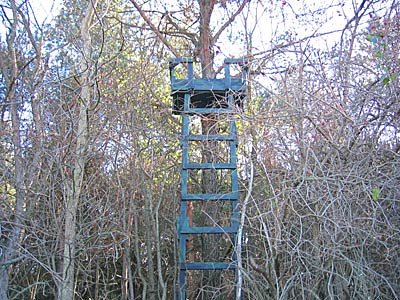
(185, 134), (236, 141)
(181, 262), (237, 270)
(179, 226), (238, 234)
(184, 163), (236, 169)
(185, 108), (234, 114)
(182, 193), (238, 201)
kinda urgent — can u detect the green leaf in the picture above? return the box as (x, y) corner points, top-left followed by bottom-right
(367, 35), (378, 43)
(382, 77), (390, 85)
(390, 74), (396, 81)
(372, 187), (380, 201)
(375, 52), (384, 59)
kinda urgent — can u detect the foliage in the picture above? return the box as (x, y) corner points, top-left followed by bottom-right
(0, 0), (399, 299)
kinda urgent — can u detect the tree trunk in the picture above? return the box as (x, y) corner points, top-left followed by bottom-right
(198, 1), (224, 298)
(121, 183), (135, 300)
(143, 178), (156, 300)
(199, 0), (216, 78)
(0, 2), (25, 299)
(58, 1), (99, 299)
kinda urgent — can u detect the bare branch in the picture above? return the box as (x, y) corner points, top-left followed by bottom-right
(212, 0), (250, 44)
(129, 0), (180, 57)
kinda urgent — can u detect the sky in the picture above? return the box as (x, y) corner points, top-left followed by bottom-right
(1, 0), (381, 47)
(0, 0), (391, 68)
(0, 0), (60, 38)
(30, 0), (61, 22)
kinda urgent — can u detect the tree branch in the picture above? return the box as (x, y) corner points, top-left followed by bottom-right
(129, 0), (180, 57)
(164, 12), (198, 46)
(212, 0), (250, 44)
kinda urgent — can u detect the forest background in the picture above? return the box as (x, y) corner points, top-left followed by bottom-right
(0, 0), (399, 299)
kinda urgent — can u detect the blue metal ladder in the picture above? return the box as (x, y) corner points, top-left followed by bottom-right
(170, 58), (248, 299)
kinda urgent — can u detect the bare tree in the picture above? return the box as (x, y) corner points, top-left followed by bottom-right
(0, 0), (48, 298)
(237, 1), (400, 299)
(1, 1), (398, 299)
(58, 1), (99, 299)
(130, 1), (250, 297)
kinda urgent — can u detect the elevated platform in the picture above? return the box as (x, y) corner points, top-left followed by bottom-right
(172, 57), (246, 299)
(169, 57), (249, 114)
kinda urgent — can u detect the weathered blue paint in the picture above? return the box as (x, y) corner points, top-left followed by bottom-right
(171, 57), (248, 300)
(170, 57), (249, 114)
(181, 262), (237, 270)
